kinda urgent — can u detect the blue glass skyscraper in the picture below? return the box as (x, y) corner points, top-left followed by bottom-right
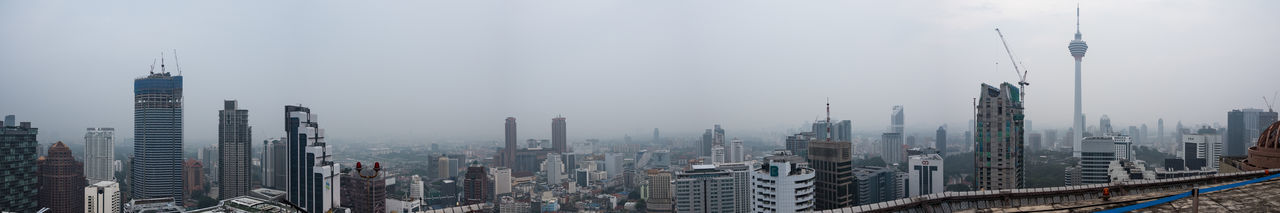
(131, 71), (184, 205)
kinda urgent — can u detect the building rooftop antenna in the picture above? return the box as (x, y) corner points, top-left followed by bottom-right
(826, 97), (832, 142)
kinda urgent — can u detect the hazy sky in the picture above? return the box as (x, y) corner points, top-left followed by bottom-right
(2, 1), (1278, 145)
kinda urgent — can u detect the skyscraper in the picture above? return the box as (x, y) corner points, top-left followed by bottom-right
(132, 71), (185, 205)
(552, 116), (567, 153)
(807, 140), (854, 210)
(729, 138), (744, 162)
(785, 132), (815, 158)
(881, 132), (904, 165)
(701, 129), (714, 157)
(39, 141), (87, 213)
(653, 128), (660, 144)
(182, 159), (204, 202)
(974, 83), (1025, 190)
(544, 153), (564, 184)
(286, 105), (343, 213)
(262, 138), (287, 189)
(1228, 109), (1279, 157)
(673, 165), (741, 213)
(1099, 115), (1112, 134)
(908, 154), (943, 197)
(85, 181), (121, 213)
(1072, 137), (1117, 185)
(813, 120), (853, 142)
(1159, 119), (1165, 145)
(218, 100), (251, 199)
(751, 152), (815, 212)
(892, 105), (905, 134)
(645, 170), (674, 212)
(409, 175), (424, 200)
(85, 127), (115, 183)
(936, 126), (947, 156)
(463, 165), (489, 205)
(1069, 6), (1089, 158)
(852, 166), (901, 205)
(341, 169), (386, 213)
(505, 117), (517, 167)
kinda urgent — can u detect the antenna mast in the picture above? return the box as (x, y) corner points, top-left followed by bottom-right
(826, 98), (832, 142)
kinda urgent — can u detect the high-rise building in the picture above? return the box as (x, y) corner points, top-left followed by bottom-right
(199, 145), (219, 184)
(605, 153), (624, 178)
(807, 140), (854, 210)
(881, 132), (904, 165)
(673, 165), (739, 213)
(1072, 137), (1116, 185)
(505, 117), (517, 167)
(182, 159), (204, 201)
(1158, 119), (1165, 145)
(645, 169), (674, 212)
(1183, 127), (1222, 171)
(219, 100), (252, 199)
(85, 181), (121, 213)
(544, 153), (564, 184)
(1111, 136), (1134, 161)
(653, 128), (660, 144)
(409, 175), (425, 200)
(974, 83), (1025, 190)
(1099, 115), (1112, 134)
(463, 165), (489, 205)
(552, 116), (567, 153)
(892, 105), (905, 134)
(786, 132), (815, 158)
(341, 169), (386, 213)
(936, 126), (947, 156)
(1069, 6), (1089, 158)
(285, 105), (343, 213)
(714, 125), (726, 147)
(39, 142), (87, 213)
(852, 166), (901, 205)
(1228, 109), (1279, 157)
(132, 71), (185, 205)
(85, 128), (115, 183)
(729, 138), (744, 162)
(1028, 133), (1043, 151)
(491, 167), (512, 196)
(907, 154), (943, 197)
(813, 120), (853, 142)
(710, 145), (726, 164)
(0, 117), (39, 212)
(1045, 130), (1058, 150)
(701, 129), (714, 157)
(751, 152), (815, 213)
(262, 138), (287, 190)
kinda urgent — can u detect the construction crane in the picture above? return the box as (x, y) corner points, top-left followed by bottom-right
(1265, 91), (1278, 112)
(995, 28), (1030, 99)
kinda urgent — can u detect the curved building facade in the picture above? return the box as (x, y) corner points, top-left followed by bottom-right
(752, 154), (815, 213)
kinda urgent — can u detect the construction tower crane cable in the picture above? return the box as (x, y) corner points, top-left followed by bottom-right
(995, 28), (1031, 102)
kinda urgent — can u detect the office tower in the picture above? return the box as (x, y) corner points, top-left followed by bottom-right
(714, 125), (726, 147)
(463, 165), (488, 205)
(0, 117), (38, 212)
(84, 128), (115, 183)
(645, 170), (674, 212)
(285, 105), (343, 213)
(1228, 109), (1279, 157)
(1045, 130), (1058, 150)
(786, 132), (814, 158)
(1184, 127), (1222, 171)
(730, 138), (744, 162)
(340, 170), (386, 213)
(409, 175), (425, 200)
(1068, 6), (1090, 158)
(1025, 120), (1033, 132)
(1158, 119), (1165, 145)
(605, 153), (623, 178)
(504, 117), (517, 167)
(892, 106), (905, 133)
(218, 100), (252, 199)
(491, 168), (512, 196)
(711, 145), (726, 164)
(2, 115), (11, 127)
(813, 120), (853, 142)
(183, 159), (204, 201)
(852, 166), (901, 205)
(1099, 115), (1112, 134)
(701, 129), (714, 157)
(85, 181), (121, 213)
(1112, 136), (1134, 161)
(545, 153), (564, 184)
(807, 140), (854, 209)
(936, 126), (947, 156)
(1028, 133), (1043, 151)
(1128, 126), (1140, 143)
(653, 128), (660, 143)
(552, 116), (567, 153)
(718, 163), (752, 213)
(39, 142), (87, 213)
(908, 154), (943, 197)
(1141, 124), (1150, 144)
(437, 156), (451, 178)
(262, 138), (287, 189)
(752, 153), (815, 212)
(200, 145), (219, 184)
(1070, 137), (1117, 185)
(132, 71), (185, 205)
(673, 165), (739, 213)
(907, 135), (918, 147)
(974, 83), (1025, 190)
(881, 132), (904, 165)
(575, 168), (591, 187)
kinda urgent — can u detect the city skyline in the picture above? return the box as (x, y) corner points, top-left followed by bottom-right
(2, 1), (1278, 144)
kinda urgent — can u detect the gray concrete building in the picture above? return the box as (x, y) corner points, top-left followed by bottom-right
(219, 100), (252, 199)
(974, 83), (1025, 190)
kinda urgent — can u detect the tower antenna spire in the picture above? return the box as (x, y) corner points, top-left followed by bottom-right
(1076, 4), (1081, 33)
(826, 97), (832, 142)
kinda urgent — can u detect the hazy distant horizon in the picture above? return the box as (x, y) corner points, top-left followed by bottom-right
(3, 1), (1278, 145)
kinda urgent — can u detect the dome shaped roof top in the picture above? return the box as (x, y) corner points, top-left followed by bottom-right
(1256, 121), (1280, 150)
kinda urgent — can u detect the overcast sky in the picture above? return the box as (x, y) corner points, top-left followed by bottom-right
(2, 0), (1278, 145)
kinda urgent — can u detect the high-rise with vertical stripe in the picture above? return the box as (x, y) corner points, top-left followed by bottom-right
(132, 72), (184, 205)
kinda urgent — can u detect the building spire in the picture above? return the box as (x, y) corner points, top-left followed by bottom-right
(1076, 4), (1081, 33)
(826, 98), (832, 142)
